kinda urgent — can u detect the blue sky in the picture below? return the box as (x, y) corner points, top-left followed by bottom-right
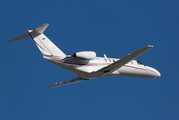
(1, 0), (179, 120)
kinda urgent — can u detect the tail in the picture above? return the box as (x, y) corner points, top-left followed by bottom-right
(7, 23), (66, 57)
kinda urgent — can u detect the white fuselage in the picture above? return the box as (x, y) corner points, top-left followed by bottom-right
(43, 55), (161, 79)
(7, 23), (161, 88)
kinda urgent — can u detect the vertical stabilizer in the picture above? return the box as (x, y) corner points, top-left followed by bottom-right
(7, 24), (66, 58)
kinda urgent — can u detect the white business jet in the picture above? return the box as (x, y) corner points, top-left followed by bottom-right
(7, 24), (161, 88)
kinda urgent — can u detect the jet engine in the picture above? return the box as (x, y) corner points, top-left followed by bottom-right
(73, 51), (96, 60)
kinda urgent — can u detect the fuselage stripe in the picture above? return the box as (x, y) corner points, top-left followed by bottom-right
(50, 58), (149, 71)
(27, 30), (47, 52)
(124, 65), (147, 71)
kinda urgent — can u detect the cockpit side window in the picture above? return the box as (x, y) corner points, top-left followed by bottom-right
(137, 61), (146, 66)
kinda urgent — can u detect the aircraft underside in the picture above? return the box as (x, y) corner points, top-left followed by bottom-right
(43, 56), (159, 79)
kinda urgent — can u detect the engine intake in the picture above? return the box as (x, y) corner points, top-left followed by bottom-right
(73, 51), (96, 60)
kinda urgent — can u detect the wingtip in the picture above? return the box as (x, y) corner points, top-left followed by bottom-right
(147, 45), (153, 48)
(45, 86), (53, 88)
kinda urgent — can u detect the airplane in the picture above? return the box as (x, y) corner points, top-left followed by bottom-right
(7, 23), (161, 88)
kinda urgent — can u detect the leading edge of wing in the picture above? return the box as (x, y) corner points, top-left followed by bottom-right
(45, 77), (85, 88)
(89, 45), (153, 78)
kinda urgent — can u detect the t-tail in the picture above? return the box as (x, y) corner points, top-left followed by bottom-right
(7, 24), (66, 58)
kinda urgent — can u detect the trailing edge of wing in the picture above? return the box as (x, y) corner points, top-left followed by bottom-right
(89, 45), (153, 78)
(45, 77), (85, 88)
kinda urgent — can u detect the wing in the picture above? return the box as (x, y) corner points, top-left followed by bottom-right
(45, 77), (85, 88)
(46, 45), (153, 88)
(88, 45), (153, 78)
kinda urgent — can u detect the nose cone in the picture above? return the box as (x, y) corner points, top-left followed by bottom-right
(154, 69), (161, 78)
(149, 67), (161, 78)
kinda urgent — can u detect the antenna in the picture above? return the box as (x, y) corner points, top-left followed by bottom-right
(104, 54), (107, 58)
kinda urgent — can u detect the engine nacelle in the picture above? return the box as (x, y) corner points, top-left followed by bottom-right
(73, 51), (96, 60)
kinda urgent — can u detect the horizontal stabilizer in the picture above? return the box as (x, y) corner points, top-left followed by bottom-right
(7, 33), (30, 42)
(6, 23), (50, 42)
(6, 23), (66, 57)
(31, 23), (50, 35)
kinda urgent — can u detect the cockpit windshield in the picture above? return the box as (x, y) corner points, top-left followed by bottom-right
(137, 61), (146, 66)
